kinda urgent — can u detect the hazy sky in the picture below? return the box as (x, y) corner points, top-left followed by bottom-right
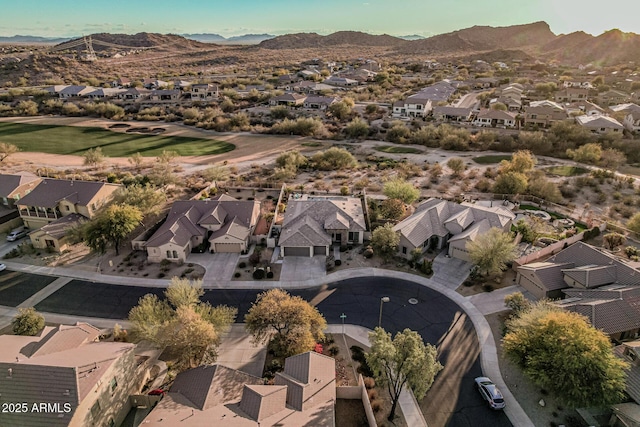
(0, 0), (638, 38)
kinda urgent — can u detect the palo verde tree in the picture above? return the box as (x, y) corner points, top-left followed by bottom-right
(382, 177), (420, 204)
(366, 327), (443, 421)
(466, 227), (517, 276)
(371, 222), (400, 261)
(83, 204), (142, 255)
(244, 289), (326, 357)
(128, 278), (237, 369)
(0, 142), (19, 162)
(503, 301), (627, 408)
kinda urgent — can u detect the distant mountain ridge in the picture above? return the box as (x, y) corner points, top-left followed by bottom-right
(182, 33), (275, 44)
(0, 35), (71, 44)
(259, 31), (408, 49)
(541, 29), (640, 65)
(55, 32), (206, 51)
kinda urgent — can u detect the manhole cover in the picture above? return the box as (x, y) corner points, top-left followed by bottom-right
(408, 298), (419, 305)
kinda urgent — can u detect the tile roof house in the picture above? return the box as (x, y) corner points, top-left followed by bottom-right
(473, 109), (517, 128)
(190, 83), (219, 101)
(523, 104), (568, 128)
(0, 172), (41, 209)
(432, 106), (473, 122)
(613, 340), (640, 425)
(554, 87), (588, 103)
(279, 195), (366, 257)
(16, 179), (121, 250)
(0, 323), (140, 427)
(141, 351), (336, 427)
(517, 241), (640, 340)
(393, 198), (515, 261)
(302, 95), (338, 110)
(575, 114), (624, 134)
(597, 89), (631, 106)
(143, 195), (260, 263)
(622, 105), (640, 133)
(269, 93), (307, 107)
(58, 85), (96, 98)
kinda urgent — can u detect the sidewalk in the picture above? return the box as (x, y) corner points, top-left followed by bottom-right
(0, 262), (533, 427)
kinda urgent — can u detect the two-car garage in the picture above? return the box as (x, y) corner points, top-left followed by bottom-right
(282, 246), (328, 257)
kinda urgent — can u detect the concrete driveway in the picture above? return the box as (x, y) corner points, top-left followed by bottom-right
(280, 255), (326, 281)
(216, 324), (266, 377)
(432, 252), (473, 289)
(189, 252), (239, 284)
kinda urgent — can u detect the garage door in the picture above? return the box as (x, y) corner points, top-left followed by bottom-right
(313, 246), (326, 255)
(450, 246), (471, 262)
(214, 243), (242, 253)
(284, 247), (310, 257)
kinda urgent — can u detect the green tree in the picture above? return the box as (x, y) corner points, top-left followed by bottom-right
(83, 146), (105, 167)
(527, 172), (562, 203)
(490, 102), (507, 111)
(504, 292), (531, 315)
(270, 106), (290, 119)
(311, 147), (357, 170)
(383, 178), (420, 204)
(244, 289), (326, 357)
(603, 232), (626, 251)
(84, 204), (142, 255)
(446, 157), (466, 176)
(0, 142), (19, 162)
(379, 198), (405, 220)
(201, 164), (230, 182)
(466, 227), (517, 276)
(566, 143), (602, 164)
(12, 307), (45, 336)
(503, 302), (627, 408)
(493, 171), (528, 194)
(628, 213), (640, 237)
(366, 327), (443, 421)
(16, 100), (38, 116)
(276, 150), (307, 170)
(500, 150), (536, 174)
(112, 184), (166, 216)
(371, 223), (400, 261)
(344, 118), (370, 139)
(327, 100), (353, 121)
(128, 278), (236, 369)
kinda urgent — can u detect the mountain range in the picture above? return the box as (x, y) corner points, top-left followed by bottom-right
(182, 33), (275, 44)
(0, 35), (71, 44)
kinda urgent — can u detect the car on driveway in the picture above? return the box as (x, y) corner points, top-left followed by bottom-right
(475, 377), (505, 410)
(0, 263), (6, 272)
(6, 227), (28, 242)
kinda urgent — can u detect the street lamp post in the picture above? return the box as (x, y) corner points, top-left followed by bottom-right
(340, 313), (347, 334)
(378, 297), (390, 328)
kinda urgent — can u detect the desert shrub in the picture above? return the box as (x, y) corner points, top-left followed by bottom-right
(234, 272), (241, 278)
(363, 377), (376, 389)
(238, 261), (247, 268)
(253, 268), (266, 280)
(328, 345), (339, 356)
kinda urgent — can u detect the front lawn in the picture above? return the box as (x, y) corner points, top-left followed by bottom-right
(0, 122), (235, 157)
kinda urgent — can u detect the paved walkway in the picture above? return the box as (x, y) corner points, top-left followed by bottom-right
(0, 262), (533, 427)
(431, 252), (473, 289)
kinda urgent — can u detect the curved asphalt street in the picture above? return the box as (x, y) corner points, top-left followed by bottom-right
(32, 276), (511, 427)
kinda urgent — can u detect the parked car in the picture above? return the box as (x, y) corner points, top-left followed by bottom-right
(0, 263), (6, 272)
(6, 227), (28, 242)
(475, 377), (505, 410)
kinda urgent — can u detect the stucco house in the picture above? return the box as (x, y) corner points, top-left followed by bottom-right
(141, 351), (336, 427)
(623, 106), (640, 133)
(0, 172), (41, 209)
(432, 106), (473, 122)
(302, 95), (338, 110)
(473, 109), (517, 128)
(392, 96), (433, 118)
(575, 114), (624, 134)
(393, 199), (515, 261)
(279, 195), (366, 257)
(517, 242), (640, 341)
(0, 322), (141, 427)
(190, 83), (218, 101)
(269, 93), (307, 107)
(143, 195), (260, 263)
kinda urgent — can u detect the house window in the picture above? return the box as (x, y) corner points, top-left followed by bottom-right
(402, 246), (407, 254)
(172, 250), (178, 259)
(110, 377), (118, 393)
(65, 205), (70, 211)
(166, 250), (172, 258)
(90, 401), (101, 419)
(348, 232), (359, 242)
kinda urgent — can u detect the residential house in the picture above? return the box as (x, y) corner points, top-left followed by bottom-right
(297, 69), (320, 80)
(323, 76), (359, 87)
(392, 95), (432, 118)
(610, 103), (640, 115)
(554, 87), (588, 103)
(142, 79), (168, 90)
(269, 93), (307, 107)
(491, 96), (521, 112)
(279, 195), (366, 257)
(84, 88), (126, 99)
(393, 198), (515, 261)
(277, 74), (301, 86)
(597, 89), (631, 106)
(117, 87), (150, 101)
(523, 104), (568, 128)
(576, 114), (624, 134)
(432, 106), (473, 122)
(473, 109), (517, 128)
(500, 85), (524, 101)
(287, 81), (335, 94)
(29, 213), (87, 253)
(564, 100), (604, 117)
(624, 106), (640, 133)
(302, 95), (338, 110)
(143, 195), (260, 263)
(148, 89), (181, 101)
(612, 341), (640, 426)
(562, 79), (593, 89)
(190, 83), (218, 101)
(140, 351), (336, 427)
(110, 77), (131, 88)
(17, 179), (120, 230)
(58, 85), (96, 98)
(0, 172), (41, 209)
(0, 322), (141, 427)
(43, 85), (69, 96)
